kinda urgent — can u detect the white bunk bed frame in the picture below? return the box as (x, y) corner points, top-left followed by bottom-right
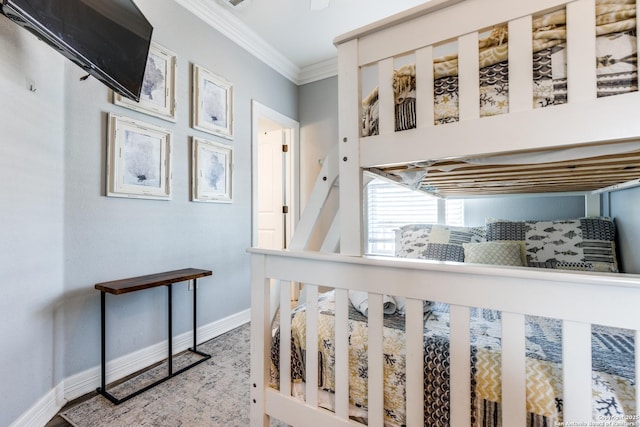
(250, 0), (640, 425)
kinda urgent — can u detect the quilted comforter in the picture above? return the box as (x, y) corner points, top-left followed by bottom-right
(270, 291), (635, 427)
(362, 0), (638, 135)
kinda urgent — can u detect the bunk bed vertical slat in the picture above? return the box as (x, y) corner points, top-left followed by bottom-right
(450, 304), (472, 426)
(305, 284), (320, 407)
(279, 282), (292, 397)
(567, 0), (597, 102)
(367, 293), (385, 427)
(337, 39), (362, 256)
(458, 32), (480, 120)
(508, 15), (534, 113)
(501, 312), (527, 426)
(405, 298), (425, 427)
(416, 46), (434, 129)
(562, 320), (593, 423)
(334, 288), (351, 419)
(378, 58), (395, 135)
(249, 253), (270, 427)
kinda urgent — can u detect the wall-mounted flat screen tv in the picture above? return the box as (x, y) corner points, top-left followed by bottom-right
(1, 0), (153, 101)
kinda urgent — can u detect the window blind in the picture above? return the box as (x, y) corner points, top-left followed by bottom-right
(365, 179), (464, 255)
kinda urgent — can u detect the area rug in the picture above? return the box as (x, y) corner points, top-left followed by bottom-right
(60, 323), (285, 427)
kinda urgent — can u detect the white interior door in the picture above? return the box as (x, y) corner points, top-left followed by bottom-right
(252, 101), (299, 249)
(257, 125), (285, 249)
(252, 101), (299, 315)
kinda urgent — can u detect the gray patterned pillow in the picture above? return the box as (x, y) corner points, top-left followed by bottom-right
(423, 243), (465, 262)
(486, 217), (618, 272)
(395, 223), (486, 261)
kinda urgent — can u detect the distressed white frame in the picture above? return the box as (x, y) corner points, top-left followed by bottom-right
(113, 42), (177, 122)
(106, 113), (172, 200)
(192, 64), (234, 139)
(191, 137), (233, 203)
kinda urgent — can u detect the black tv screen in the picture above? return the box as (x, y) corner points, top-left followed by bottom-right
(1, 0), (153, 101)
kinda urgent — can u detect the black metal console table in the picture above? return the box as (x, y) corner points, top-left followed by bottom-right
(95, 268), (213, 404)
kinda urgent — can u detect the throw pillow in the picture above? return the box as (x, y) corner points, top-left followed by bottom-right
(485, 217), (618, 272)
(463, 242), (524, 266)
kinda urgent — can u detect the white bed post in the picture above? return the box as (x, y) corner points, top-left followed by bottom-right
(250, 254), (271, 427)
(337, 39), (363, 256)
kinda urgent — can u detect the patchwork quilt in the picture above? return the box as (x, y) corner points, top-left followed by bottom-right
(485, 217), (619, 273)
(361, 1), (638, 135)
(270, 291), (635, 427)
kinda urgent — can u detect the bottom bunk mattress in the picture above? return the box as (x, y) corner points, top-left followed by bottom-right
(270, 291), (635, 427)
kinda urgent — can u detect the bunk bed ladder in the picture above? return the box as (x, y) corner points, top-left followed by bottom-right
(289, 145), (340, 253)
(265, 144), (342, 326)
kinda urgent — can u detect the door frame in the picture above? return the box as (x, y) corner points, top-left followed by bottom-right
(251, 100), (300, 248)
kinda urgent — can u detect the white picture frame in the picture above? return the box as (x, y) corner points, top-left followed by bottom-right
(113, 42), (177, 122)
(106, 114), (172, 200)
(192, 137), (233, 203)
(192, 64), (233, 139)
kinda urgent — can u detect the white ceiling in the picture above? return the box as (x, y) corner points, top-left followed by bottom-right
(176, 0), (431, 84)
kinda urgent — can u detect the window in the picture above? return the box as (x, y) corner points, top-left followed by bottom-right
(365, 178), (464, 255)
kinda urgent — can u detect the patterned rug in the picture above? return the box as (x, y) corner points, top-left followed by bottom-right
(61, 323), (285, 427)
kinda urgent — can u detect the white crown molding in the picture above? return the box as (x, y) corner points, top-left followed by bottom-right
(175, 0), (302, 84)
(298, 56), (338, 85)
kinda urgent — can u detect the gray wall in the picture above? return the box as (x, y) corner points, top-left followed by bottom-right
(463, 195), (586, 227)
(0, 17), (65, 426)
(0, 1), (297, 424)
(298, 76), (339, 249)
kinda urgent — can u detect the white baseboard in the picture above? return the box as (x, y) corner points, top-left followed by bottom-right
(9, 382), (65, 427)
(11, 310), (250, 427)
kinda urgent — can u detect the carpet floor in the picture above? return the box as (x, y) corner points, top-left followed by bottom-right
(60, 323), (285, 427)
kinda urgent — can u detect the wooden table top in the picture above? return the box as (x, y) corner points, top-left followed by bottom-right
(95, 268), (212, 295)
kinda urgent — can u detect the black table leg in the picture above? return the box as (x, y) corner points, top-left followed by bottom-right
(168, 284), (172, 377)
(96, 278), (210, 405)
(193, 278), (197, 350)
(100, 291), (106, 392)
